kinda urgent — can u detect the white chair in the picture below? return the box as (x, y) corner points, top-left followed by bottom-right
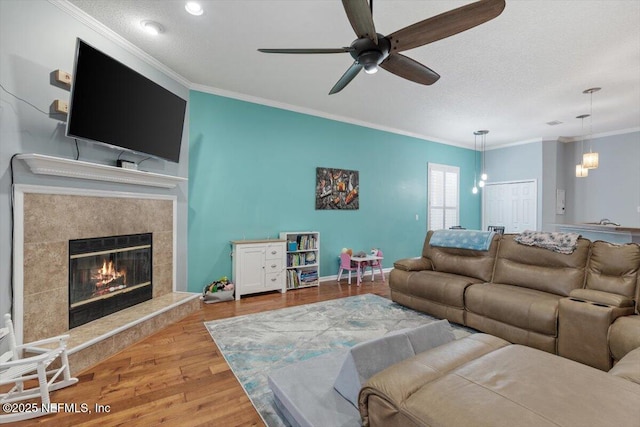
(0, 313), (78, 423)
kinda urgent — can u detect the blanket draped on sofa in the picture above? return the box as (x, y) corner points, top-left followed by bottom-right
(429, 230), (495, 251)
(514, 230), (580, 254)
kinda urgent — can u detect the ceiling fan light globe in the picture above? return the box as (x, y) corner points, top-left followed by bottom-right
(364, 65), (378, 74)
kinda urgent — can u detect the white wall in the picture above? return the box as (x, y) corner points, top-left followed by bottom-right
(0, 1), (190, 319)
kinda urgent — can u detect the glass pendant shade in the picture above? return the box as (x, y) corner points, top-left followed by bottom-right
(582, 151), (599, 169)
(480, 172), (488, 181)
(472, 186), (478, 194)
(478, 180), (485, 188)
(575, 163), (589, 177)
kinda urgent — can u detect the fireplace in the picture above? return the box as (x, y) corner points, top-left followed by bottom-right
(69, 233), (153, 328)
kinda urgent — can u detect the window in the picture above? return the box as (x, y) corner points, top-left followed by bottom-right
(428, 163), (459, 230)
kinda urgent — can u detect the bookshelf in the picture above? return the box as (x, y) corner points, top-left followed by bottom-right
(279, 231), (320, 289)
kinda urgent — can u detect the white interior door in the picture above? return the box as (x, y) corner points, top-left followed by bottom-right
(483, 180), (537, 233)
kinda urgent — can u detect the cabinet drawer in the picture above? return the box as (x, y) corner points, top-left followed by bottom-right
(265, 272), (284, 288)
(266, 244), (284, 260)
(265, 258), (283, 273)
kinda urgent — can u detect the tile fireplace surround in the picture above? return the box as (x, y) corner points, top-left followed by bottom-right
(13, 184), (199, 373)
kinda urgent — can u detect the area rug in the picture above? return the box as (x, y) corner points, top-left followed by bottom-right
(205, 294), (473, 426)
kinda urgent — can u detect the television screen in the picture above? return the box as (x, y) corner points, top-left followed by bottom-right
(67, 39), (186, 163)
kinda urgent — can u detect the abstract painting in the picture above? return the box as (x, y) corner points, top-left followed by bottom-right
(315, 167), (359, 210)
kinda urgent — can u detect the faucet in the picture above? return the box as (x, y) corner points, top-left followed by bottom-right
(598, 218), (620, 226)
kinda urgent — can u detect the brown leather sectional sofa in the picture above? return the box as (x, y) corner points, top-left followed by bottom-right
(389, 231), (640, 370)
(358, 232), (640, 427)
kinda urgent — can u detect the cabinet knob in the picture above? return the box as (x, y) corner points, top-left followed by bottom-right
(271, 277), (277, 282)
(271, 264), (277, 268)
(271, 250), (277, 254)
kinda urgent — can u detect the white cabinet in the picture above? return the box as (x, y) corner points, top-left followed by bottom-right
(279, 232), (320, 289)
(231, 240), (286, 300)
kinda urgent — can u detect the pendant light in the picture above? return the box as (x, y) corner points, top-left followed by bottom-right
(575, 114), (589, 178)
(477, 130), (489, 187)
(472, 132), (479, 194)
(582, 87), (601, 169)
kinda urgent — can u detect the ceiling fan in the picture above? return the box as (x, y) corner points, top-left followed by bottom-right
(258, 0), (506, 94)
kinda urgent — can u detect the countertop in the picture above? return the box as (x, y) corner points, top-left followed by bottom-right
(556, 224), (640, 233)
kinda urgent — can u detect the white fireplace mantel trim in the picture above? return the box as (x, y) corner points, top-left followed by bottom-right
(12, 184), (179, 345)
(17, 153), (187, 189)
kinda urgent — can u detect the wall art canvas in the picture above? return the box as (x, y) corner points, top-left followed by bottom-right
(315, 167), (359, 210)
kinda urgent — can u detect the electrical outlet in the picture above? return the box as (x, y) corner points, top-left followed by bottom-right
(53, 99), (68, 114)
(54, 69), (72, 85)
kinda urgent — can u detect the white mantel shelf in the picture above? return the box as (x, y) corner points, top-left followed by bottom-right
(17, 153), (187, 189)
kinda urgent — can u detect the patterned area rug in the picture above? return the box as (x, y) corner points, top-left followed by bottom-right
(205, 294), (473, 426)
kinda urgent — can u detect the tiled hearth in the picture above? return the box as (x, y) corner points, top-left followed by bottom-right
(13, 184), (199, 374)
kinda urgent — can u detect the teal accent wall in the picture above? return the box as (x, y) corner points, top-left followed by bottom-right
(188, 91), (480, 292)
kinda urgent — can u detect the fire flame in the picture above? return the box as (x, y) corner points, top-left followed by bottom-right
(94, 259), (126, 291)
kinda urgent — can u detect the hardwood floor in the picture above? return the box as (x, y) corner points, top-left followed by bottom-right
(11, 279), (390, 427)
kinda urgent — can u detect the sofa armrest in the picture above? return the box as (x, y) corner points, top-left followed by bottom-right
(393, 257), (432, 272)
(609, 347), (640, 385)
(569, 289), (635, 308)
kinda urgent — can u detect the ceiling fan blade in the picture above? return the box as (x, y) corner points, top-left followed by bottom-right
(329, 62), (363, 95)
(258, 48), (353, 54)
(342, 0), (378, 44)
(380, 54), (440, 86)
(388, 0), (505, 52)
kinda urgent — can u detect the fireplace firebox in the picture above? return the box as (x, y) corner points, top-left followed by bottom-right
(69, 233), (152, 328)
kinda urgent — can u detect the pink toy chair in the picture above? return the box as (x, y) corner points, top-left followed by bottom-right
(363, 249), (384, 282)
(337, 252), (360, 285)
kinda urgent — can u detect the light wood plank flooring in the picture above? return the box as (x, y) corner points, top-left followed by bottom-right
(10, 278), (390, 427)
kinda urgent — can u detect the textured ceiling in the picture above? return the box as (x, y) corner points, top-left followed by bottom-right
(65, 0), (640, 148)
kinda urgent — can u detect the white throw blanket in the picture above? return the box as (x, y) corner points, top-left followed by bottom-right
(514, 230), (580, 254)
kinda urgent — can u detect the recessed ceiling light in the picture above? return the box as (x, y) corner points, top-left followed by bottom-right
(140, 20), (164, 36)
(185, 2), (204, 16)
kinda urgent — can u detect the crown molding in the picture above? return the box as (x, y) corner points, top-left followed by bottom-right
(190, 83), (469, 149)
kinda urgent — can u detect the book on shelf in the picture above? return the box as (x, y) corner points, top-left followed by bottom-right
(295, 234), (317, 251)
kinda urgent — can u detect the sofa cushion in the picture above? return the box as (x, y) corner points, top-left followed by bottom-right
(405, 270), (481, 309)
(493, 235), (590, 296)
(586, 241), (640, 300)
(359, 334), (509, 414)
(422, 230), (500, 282)
(465, 283), (561, 336)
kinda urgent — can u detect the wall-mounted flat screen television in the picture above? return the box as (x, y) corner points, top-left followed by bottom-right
(67, 39), (186, 163)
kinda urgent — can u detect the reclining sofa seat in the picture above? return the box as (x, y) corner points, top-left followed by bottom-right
(389, 230), (501, 325)
(465, 235), (591, 353)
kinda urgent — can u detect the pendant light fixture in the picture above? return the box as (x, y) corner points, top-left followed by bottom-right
(472, 131), (479, 194)
(582, 87), (601, 169)
(477, 130), (489, 187)
(575, 114), (589, 178)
